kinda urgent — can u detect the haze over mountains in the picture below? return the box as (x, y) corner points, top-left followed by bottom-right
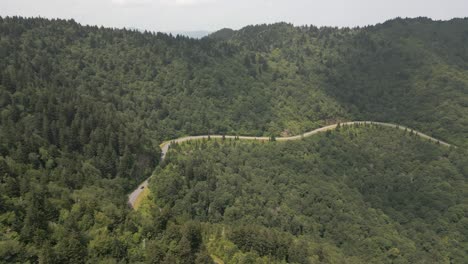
(169, 30), (211, 39)
(0, 16), (467, 263)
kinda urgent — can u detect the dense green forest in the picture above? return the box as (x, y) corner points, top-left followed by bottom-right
(0, 16), (467, 263)
(149, 125), (467, 263)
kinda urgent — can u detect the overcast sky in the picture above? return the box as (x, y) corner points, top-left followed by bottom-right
(1, 0), (467, 32)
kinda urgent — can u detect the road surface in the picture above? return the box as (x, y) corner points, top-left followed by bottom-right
(128, 121), (453, 208)
(128, 180), (149, 208)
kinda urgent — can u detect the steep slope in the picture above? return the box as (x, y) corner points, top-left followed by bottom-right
(323, 18), (468, 146)
(207, 18), (468, 145)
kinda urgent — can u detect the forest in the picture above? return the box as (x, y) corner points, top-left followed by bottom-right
(0, 16), (467, 263)
(148, 124), (467, 263)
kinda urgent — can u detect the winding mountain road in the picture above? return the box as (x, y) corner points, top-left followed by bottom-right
(128, 121), (453, 208)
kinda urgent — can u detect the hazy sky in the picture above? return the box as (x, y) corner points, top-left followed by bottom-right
(1, 0), (467, 32)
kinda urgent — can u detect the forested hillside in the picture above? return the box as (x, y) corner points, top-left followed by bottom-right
(148, 124), (467, 263)
(0, 16), (467, 263)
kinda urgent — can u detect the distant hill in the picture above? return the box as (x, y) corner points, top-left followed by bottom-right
(168, 30), (211, 38)
(208, 28), (235, 40)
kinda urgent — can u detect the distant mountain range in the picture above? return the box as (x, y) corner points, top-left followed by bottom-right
(167, 30), (211, 38)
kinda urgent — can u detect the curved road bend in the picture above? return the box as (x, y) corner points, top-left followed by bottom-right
(128, 121), (453, 208)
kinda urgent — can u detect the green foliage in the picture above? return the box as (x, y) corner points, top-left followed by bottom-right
(0, 16), (467, 262)
(151, 126), (468, 263)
